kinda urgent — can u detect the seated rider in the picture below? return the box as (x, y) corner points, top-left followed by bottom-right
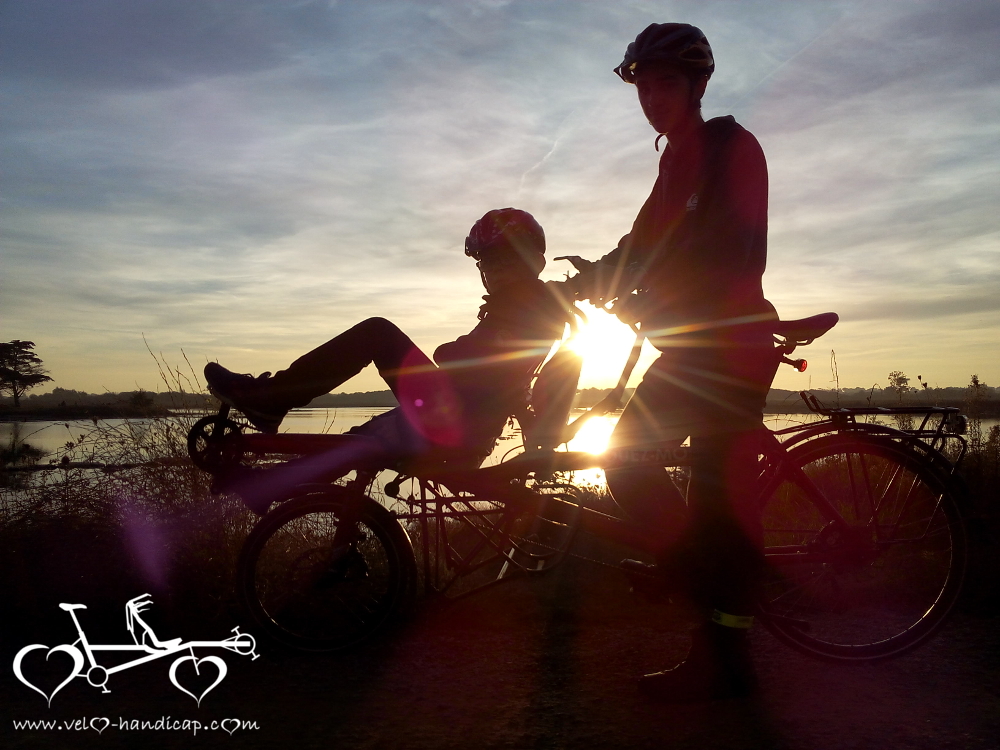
(204, 208), (575, 505)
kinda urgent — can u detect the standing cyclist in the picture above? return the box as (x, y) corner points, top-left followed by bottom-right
(569, 23), (780, 701)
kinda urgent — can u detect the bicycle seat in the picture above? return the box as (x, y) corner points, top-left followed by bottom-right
(142, 633), (183, 650)
(59, 603), (87, 612)
(772, 313), (838, 344)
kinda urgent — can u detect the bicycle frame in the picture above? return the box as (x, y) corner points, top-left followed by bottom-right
(370, 401), (966, 596)
(60, 604), (257, 693)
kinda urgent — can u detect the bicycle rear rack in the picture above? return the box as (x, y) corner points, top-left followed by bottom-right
(798, 391), (968, 467)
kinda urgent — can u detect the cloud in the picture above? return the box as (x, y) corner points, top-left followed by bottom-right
(747, 2), (1000, 341)
(1, 0), (997, 392)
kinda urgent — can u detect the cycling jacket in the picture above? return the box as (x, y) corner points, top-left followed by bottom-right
(596, 116), (774, 344)
(433, 279), (572, 449)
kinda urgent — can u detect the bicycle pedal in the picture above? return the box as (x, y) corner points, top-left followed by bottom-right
(622, 560), (678, 602)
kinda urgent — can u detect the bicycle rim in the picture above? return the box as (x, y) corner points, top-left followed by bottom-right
(238, 490), (416, 651)
(759, 433), (966, 661)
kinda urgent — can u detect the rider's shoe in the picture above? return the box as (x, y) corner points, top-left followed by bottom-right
(639, 622), (758, 702)
(204, 362), (288, 434)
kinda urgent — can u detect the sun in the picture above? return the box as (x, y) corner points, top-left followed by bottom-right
(564, 302), (649, 389)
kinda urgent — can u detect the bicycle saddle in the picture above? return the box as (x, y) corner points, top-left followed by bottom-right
(772, 313), (838, 344)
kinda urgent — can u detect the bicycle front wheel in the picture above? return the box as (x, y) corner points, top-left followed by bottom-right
(238, 488), (417, 651)
(759, 433), (966, 661)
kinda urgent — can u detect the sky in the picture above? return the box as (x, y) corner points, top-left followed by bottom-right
(2, 0), (998, 395)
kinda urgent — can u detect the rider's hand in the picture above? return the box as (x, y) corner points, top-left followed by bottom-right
(566, 260), (645, 307)
(610, 293), (643, 325)
(553, 256), (599, 302)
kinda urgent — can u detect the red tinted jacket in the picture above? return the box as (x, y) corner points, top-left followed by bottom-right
(433, 279), (572, 446)
(597, 116), (774, 343)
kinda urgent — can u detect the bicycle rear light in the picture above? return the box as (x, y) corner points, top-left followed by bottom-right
(781, 356), (808, 372)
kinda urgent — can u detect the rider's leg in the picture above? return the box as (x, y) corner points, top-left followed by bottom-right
(605, 356), (694, 554)
(687, 430), (765, 612)
(270, 318), (434, 405)
(205, 318), (437, 432)
(639, 429), (763, 701)
(637, 333), (775, 701)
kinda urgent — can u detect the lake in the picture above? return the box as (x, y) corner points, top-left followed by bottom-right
(4, 408), (994, 488)
(5, 408), (994, 453)
(1, 408), (837, 455)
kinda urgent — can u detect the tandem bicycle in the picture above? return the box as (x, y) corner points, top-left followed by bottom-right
(187, 312), (970, 663)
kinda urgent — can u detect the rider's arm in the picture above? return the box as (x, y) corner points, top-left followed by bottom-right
(433, 282), (572, 436)
(586, 122), (769, 325)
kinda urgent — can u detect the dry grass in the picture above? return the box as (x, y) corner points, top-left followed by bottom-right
(0, 354), (258, 646)
(2, 358), (998, 647)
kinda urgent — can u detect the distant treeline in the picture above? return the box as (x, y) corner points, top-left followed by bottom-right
(766, 386), (999, 416)
(4, 383), (998, 418)
(579, 385), (1000, 416)
(306, 391), (399, 408)
(0, 387), (213, 419)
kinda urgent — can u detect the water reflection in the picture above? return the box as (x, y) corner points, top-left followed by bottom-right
(565, 413), (617, 455)
(1, 422), (45, 467)
(4, 408), (975, 477)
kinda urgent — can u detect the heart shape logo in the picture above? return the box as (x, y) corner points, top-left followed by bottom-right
(168, 655), (227, 707)
(220, 718), (241, 736)
(13, 644), (85, 707)
(90, 717), (110, 734)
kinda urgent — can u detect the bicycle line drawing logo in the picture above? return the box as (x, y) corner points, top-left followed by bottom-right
(12, 594), (259, 707)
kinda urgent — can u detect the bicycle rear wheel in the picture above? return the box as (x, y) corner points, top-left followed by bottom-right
(238, 488), (417, 651)
(759, 433), (966, 661)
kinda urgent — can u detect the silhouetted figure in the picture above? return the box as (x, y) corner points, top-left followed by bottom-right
(568, 24), (779, 701)
(205, 209), (574, 511)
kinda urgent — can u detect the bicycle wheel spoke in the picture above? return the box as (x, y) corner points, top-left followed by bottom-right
(239, 489), (416, 651)
(759, 434), (965, 661)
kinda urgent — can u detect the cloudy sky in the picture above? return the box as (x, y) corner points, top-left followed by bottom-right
(2, 0), (998, 395)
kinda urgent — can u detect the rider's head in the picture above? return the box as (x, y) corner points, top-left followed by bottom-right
(614, 23), (713, 135)
(465, 208), (545, 293)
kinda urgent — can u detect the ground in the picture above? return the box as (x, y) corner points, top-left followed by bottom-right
(3, 534), (999, 750)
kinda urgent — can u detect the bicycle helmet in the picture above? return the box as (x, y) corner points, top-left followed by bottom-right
(465, 208), (545, 275)
(614, 23), (714, 83)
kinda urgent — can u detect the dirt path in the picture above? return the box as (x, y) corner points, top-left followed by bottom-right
(4, 552), (999, 750)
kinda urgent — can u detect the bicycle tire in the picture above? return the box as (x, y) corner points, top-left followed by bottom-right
(237, 488), (417, 652)
(758, 433), (966, 662)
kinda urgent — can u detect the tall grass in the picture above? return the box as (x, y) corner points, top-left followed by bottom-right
(2, 360), (998, 644)
(0, 353), (256, 644)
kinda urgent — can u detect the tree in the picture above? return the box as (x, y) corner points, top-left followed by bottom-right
(886, 370), (913, 430)
(0, 340), (53, 407)
(886, 370), (910, 402)
(965, 374), (989, 453)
